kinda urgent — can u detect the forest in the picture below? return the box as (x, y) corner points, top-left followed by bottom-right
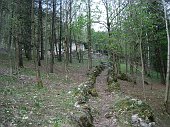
(0, 0), (170, 127)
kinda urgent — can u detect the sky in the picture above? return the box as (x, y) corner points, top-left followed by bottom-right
(91, 0), (106, 31)
(91, 0), (170, 31)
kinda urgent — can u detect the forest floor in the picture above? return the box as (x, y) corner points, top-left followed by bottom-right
(0, 53), (170, 127)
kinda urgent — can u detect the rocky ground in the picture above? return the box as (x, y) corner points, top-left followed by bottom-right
(0, 53), (170, 127)
(90, 70), (118, 127)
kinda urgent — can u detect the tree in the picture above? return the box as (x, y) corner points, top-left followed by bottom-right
(15, 0), (23, 68)
(22, 0), (32, 60)
(58, 0), (62, 62)
(69, 0), (73, 63)
(45, 0), (49, 73)
(87, 0), (92, 69)
(162, 0), (170, 111)
(50, 0), (56, 73)
(31, 0), (43, 87)
(39, 0), (44, 60)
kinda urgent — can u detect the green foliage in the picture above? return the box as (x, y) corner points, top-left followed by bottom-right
(0, 75), (17, 83)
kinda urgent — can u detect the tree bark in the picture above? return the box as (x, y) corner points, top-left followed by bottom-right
(38, 0), (44, 60)
(58, 0), (62, 62)
(69, 0), (73, 63)
(45, 0), (49, 73)
(162, 0), (170, 110)
(87, 0), (92, 69)
(50, 0), (56, 73)
(32, 0), (43, 87)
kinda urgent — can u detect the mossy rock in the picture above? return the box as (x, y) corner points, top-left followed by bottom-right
(113, 97), (155, 127)
(87, 76), (96, 86)
(107, 82), (121, 92)
(118, 73), (129, 81)
(88, 88), (98, 97)
(75, 94), (88, 104)
(88, 64), (105, 78)
(69, 107), (94, 127)
(73, 84), (89, 97)
(107, 76), (118, 85)
(107, 69), (118, 83)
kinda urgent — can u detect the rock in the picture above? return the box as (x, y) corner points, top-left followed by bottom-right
(88, 88), (98, 97)
(69, 108), (94, 127)
(75, 94), (88, 104)
(117, 73), (129, 81)
(107, 82), (121, 92)
(104, 112), (113, 119)
(131, 114), (139, 124)
(114, 97), (155, 127)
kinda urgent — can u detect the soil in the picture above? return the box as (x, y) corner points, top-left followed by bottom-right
(89, 70), (118, 127)
(0, 55), (170, 127)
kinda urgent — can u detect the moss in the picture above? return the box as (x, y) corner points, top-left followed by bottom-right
(68, 107), (94, 127)
(107, 82), (121, 92)
(118, 73), (128, 81)
(107, 68), (118, 83)
(75, 94), (88, 104)
(113, 97), (155, 126)
(88, 76), (96, 85)
(37, 80), (43, 89)
(88, 88), (98, 97)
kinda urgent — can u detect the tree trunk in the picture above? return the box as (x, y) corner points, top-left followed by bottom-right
(32, 0), (43, 87)
(87, 0), (92, 69)
(139, 2), (145, 100)
(16, 0), (23, 68)
(45, 0), (49, 73)
(18, 40), (23, 67)
(37, 0), (44, 60)
(69, 0), (73, 63)
(23, 0), (32, 60)
(50, 0), (56, 73)
(125, 42), (128, 74)
(8, 3), (14, 75)
(65, 7), (69, 67)
(0, 0), (3, 45)
(58, 0), (62, 62)
(140, 38), (146, 100)
(162, 0), (170, 111)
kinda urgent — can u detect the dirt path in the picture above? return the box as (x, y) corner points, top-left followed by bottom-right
(89, 70), (118, 127)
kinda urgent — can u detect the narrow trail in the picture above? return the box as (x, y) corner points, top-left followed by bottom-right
(89, 70), (118, 127)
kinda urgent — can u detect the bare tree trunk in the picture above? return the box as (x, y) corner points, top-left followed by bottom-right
(50, 0), (56, 73)
(139, 38), (146, 100)
(162, 0), (170, 110)
(45, 0), (49, 73)
(16, 1), (23, 68)
(69, 0), (73, 63)
(37, 0), (43, 87)
(18, 39), (23, 67)
(0, 0), (3, 45)
(125, 42), (128, 74)
(65, 4), (69, 67)
(87, 0), (92, 69)
(38, 0), (44, 60)
(139, 4), (146, 100)
(58, 0), (62, 62)
(146, 32), (151, 77)
(32, 0), (43, 87)
(8, 2), (14, 75)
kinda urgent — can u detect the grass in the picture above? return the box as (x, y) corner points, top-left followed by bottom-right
(120, 63), (162, 83)
(0, 56), (82, 127)
(1, 53), (169, 127)
(0, 80), (77, 127)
